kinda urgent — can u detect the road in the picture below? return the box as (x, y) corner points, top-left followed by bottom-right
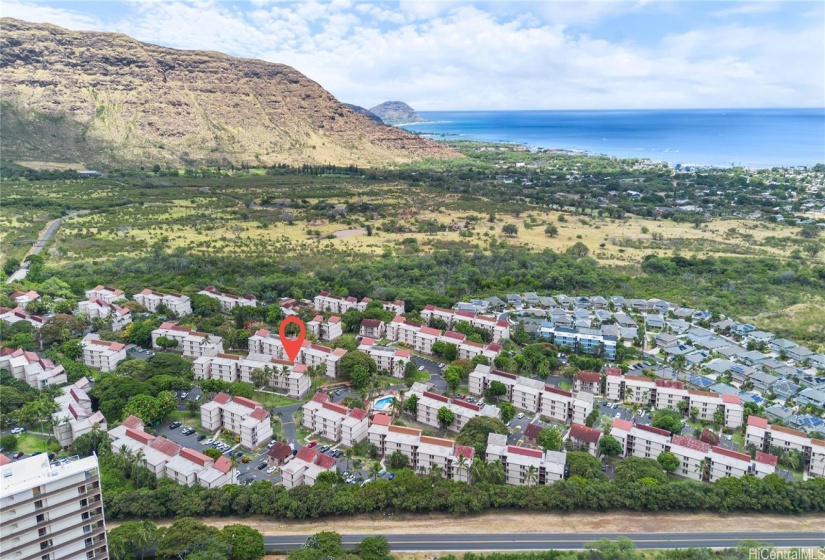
(264, 531), (825, 552)
(6, 211), (83, 283)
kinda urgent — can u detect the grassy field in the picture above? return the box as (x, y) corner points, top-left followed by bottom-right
(16, 432), (53, 454)
(167, 410), (200, 428)
(254, 391), (302, 408)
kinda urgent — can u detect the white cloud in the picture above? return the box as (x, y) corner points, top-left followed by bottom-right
(2, 0), (822, 110)
(710, 2), (782, 18)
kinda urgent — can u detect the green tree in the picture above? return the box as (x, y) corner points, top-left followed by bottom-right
(156, 517), (219, 560)
(566, 241), (590, 258)
(356, 535), (391, 560)
(437, 406), (455, 432)
(614, 457), (668, 484)
(123, 394), (161, 424)
(455, 416), (509, 459)
(338, 350), (377, 381)
(107, 520), (159, 560)
(217, 524), (265, 560)
(0, 434), (18, 450)
(444, 367), (462, 393)
(501, 223), (518, 236)
(544, 224), (559, 237)
(585, 408), (600, 428)
(155, 336), (179, 349)
(403, 393), (419, 416)
(657, 451), (680, 473)
(499, 402), (516, 423)
(387, 450), (410, 470)
(203, 447), (222, 460)
(349, 364), (372, 390)
(537, 426), (563, 451)
(598, 435), (623, 457)
(566, 451), (607, 480)
(652, 408), (683, 434)
(60, 339), (83, 360)
(484, 379), (507, 402)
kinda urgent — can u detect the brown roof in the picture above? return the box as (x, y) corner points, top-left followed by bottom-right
(670, 434), (709, 452)
(267, 442), (292, 462)
(316, 454), (337, 469)
(322, 401), (349, 416)
(575, 371), (601, 383)
(545, 385), (572, 397)
(0, 454), (10, 465)
(213, 456), (233, 473)
(388, 425), (421, 437)
(233, 396), (260, 409)
(747, 415), (768, 428)
(755, 451), (778, 466)
(179, 447), (212, 466)
(635, 424), (671, 437)
(423, 391), (449, 403)
(361, 319), (383, 328)
(507, 445), (543, 458)
(569, 423), (601, 444)
(771, 425), (807, 438)
(452, 399), (479, 411)
(311, 392), (329, 404)
(121, 415), (143, 430)
(522, 423), (543, 439)
(455, 445), (475, 460)
(214, 392), (232, 405)
(491, 369), (518, 380)
(655, 379), (685, 389)
(348, 408), (368, 421)
(612, 418), (633, 432)
(371, 414), (392, 426)
(296, 447), (318, 463)
(711, 446), (751, 462)
(420, 436), (453, 448)
(250, 408), (269, 421)
(125, 428), (155, 445)
(150, 437), (182, 457)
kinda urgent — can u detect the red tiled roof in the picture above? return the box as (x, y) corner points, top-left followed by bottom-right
(296, 447), (318, 463)
(711, 446), (751, 462)
(670, 434), (709, 452)
(811, 439), (825, 449)
(575, 371), (601, 383)
(442, 330), (466, 341)
(396, 349), (411, 358)
(496, 320), (509, 327)
(755, 451), (778, 466)
(310, 392), (329, 404)
(361, 319), (383, 328)
(214, 392), (232, 405)
(328, 316), (341, 324)
(612, 418), (633, 432)
(491, 369), (518, 380)
(213, 456), (233, 473)
(455, 445), (475, 460)
(388, 425), (421, 437)
(456, 310), (476, 318)
(747, 415), (768, 429)
(316, 453), (337, 469)
(655, 379), (685, 389)
(507, 445), (543, 459)
(121, 415), (143, 430)
(487, 343), (503, 352)
(452, 399), (479, 411)
(254, 328), (271, 336)
(771, 425), (807, 438)
(179, 447), (212, 466)
(523, 423), (543, 439)
(150, 437), (182, 457)
(423, 304), (436, 311)
(349, 408), (368, 421)
(250, 408), (269, 421)
(420, 326), (442, 337)
(688, 389), (719, 397)
(125, 428), (155, 445)
(371, 414), (392, 426)
(233, 396), (260, 409)
(420, 435), (453, 448)
(544, 386), (572, 397)
(636, 423), (672, 437)
(722, 394), (741, 404)
(322, 401), (350, 415)
(423, 391), (449, 403)
(606, 367), (622, 377)
(267, 442), (292, 462)
(569, 423), (601, 444)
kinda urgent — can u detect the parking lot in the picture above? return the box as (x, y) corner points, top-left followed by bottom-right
(411, 355), (448, 391)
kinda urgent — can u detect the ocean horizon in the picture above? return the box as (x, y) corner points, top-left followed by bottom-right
(400, 108), (825, 169)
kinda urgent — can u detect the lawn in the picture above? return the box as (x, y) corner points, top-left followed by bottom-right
(559, 380), (573, 391)
(731, 432), (745, 452)
(411, 370), (431, 383)
(167, 410), (200, 428)
(16, 432), (53, 454)
(255, 391), (301, 408)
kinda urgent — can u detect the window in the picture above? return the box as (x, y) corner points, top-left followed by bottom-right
(34, 500), (43, 509)
(39, 540), (52, 551)
(36, 513), (46, 523)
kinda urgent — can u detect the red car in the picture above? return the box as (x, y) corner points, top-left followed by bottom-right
(307, 441), (317, 448)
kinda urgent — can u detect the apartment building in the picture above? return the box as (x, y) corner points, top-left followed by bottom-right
(707, 447), (753, 482)
(248, 329), (346, 378)
(84, 285), (124, 304)
(200, 393), (273, 451)
(537, 326), (617, 360)
(0, 348), (67, 389)
(355, 297), (406, 315)
(567, 423), (602, 456)
(239, 353), (310, 398)
(406, 382), (501, 433)
(359, 318), (385, 339)
(77, 298), (132, 331)
(281, 446), (337, 488)
(367, 415), (474, 482)
(1, 454), (109, 560)
(81, 335), (126, 372)
(301, 393), (369, 446)
(0, 306), (47, 330)
(307, 315), (343, 342)
(357, 339), (411, 378)
(485, 433), (567, 485)
(420, 305), (510, 342)
(573, 371), (602, 396)
(810, 439), (825, 479)
(745, 416), (819, 477)
(52, 378), (107, 448)
(668, 434), (710, 481)
(611, 421), (671, 460)
(134, 289), (192, 316)
(313, 291), (358, 314)
(151, 322), (224, 358)
(198, 286), (256, 312)
(10, 289), (41, 309)
(193, 353), (241, 383)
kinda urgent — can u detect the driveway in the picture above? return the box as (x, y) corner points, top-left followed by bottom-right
(412, 355), (447, 391)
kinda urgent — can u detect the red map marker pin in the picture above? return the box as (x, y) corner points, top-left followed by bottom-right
(279, 316), (306, 363)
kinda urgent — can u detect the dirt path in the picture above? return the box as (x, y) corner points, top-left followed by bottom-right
(333, 228), (366, 238)
(113, 511), (822, 535)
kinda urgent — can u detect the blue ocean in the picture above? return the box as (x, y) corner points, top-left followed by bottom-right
(400, 108), (825, 168)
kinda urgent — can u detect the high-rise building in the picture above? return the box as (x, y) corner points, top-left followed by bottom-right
(1, 454), (108, 560)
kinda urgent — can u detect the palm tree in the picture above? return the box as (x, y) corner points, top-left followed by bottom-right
(672, 354), (687, 381)
(470, 459), (488, 485)
(344, 447), (354, 473)
(429, 463), (444, 481)
(784, 450), (801, 471)
(488, 459), (506, 485)
(393, 359), (405, 380)
(454, 455), (469, 483)
(132, 449), (147, 479)
(228, 454), (241, 483)
(694, 458), (710, 482)
(624, 386), (634, 404)
(524, 465), (538, 486)
(136, 519), (158, 560)
(368, 461), (382, 481)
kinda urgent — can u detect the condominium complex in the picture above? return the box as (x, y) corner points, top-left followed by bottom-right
(367, 414), (474, 482)
(306, 315), (343, 341)
(52, 378), (107, 448)
(386, 316), (505, 358)
(0, 306), (47, 330)
(134, 289), (192, 316)
(1, 454), (109, 560)
(486, 433), (566, 485)
(745, 415), (825, 479)
(77, 298), (132, 331)
(301, 393), (369, 447)
(357, 338), (411, 378)
(151, 322), (224, 359)
(84, 285), (124, 304)
(200, 393), (273, 451)
(469, 365), (593, 425)
(81, 335), (126, 372)
(197, 286), (257, 312)
(0, 348), (67, 389)
(281, 446), (337, 488)
(193, 352), (310, 398)
(313, 292), (405, 316)
(419, 304), (510, 342)
(248, 329), (347, 378)
(406, 382), (501, 433)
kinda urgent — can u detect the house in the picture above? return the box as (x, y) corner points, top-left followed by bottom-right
(8, 290), (41, 310)
(666, 319), (691, 334)
(134, 289), (192, 316)
(739, 350), (768, 366)
(769, 338), (797, 354)
(81, 334), (127, 372)
(749, 371), (776, 393)
(198, 286), (257, 312)
(52, 377), (107, 448)
(522, 422), (543, 446)
(151, 322), (224, 358)
(788, 346), (814, 362)
(266, 441), (293, 466)
(486, 433), (566, 485)
(84, 285), (125, 304)
(770, 378), (799, 400)
(675, 307), (696, 320)
(523, 292), (541, 307)
(591, 296), (608, 309)
(567, 423), (601, 456)
(797, 387), (825, 408)
(630, 299), (649, 311)
(573, 371), (602, 395)
(0, 348), (67, 389)
(645, 314), (665, 329)
(301, 393), (369, 446)
(360, 318), (386, 339)
(610, 296), (627, 309)
(0, 306), (46, 330)
(765, 405), (794, 422)
(732, 323), (756, 337)
(484, 296), (507, 311)
(748, 330), (775, 344)
(538, 296), (557, 308)
(613, 313), (637, 328)
(200, 393), (273, 451)
(506, 293), (523, 307)
(655, 333), (680, 348)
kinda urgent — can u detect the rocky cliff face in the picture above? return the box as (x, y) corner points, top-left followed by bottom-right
(343, 104), (384, 124)
(369, 101), (427, 125)
(0, 18), (459, 168)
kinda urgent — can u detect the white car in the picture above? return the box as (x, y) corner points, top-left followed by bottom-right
(10, 427), (25, 435)
(615, 412), (621, 418)
(438, 363), (445, 368)
(266, 466), (277, 475)
(418, 366), (425, 371)
(516, 413), (524, 419)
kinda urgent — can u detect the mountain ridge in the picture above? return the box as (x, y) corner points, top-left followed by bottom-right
(369, 101), (427, 125)
(0, 18), (459, 168)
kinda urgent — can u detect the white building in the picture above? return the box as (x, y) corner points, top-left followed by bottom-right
(248, 329), (346, 378)
(307, 315), (343, 342)
(0, 306), (47, 330)
(0, 348), (67, 389)
(134, 289), (192, 316)
(301, 393), (369, 447)
(198, 286), (256, 312)
(313, 291), (358, 314)
(1, 454), (109, 560)
(406, 382), (500, 433)
(10, 290), (41, 309)
(84, 285), (125, 304)
(745, 415), (820, 478)
(281, 446), (338, 488)
(200, 393), (272, 451)
(82, 334), (127, 372)
(77, 297), (132, 331)
(357, 338), (412, 378)
(151, 322), (224, 358)
(485, 433), (566, 486)
(420, 304), (510, 342)
(52, 378), (108, 448)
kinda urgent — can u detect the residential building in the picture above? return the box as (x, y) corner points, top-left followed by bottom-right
(248, 329), (346, 378)
(151, 322), (224, 359)
(240, 354), (310, 398)
(356, 297), (405, 315)
(769, 338), (797, 354)
(78, 297), (132, 331)
(198, 286), (256, 312)
(0, 306), (47, 330)
(357, 339), (411, 378)
(573, 371), (601, 395)
(193, 353), (241, 383)
(567, 423), (602, 456)
(406, 382), (500, 433)
(281, 447), (337, 488)
(301, 393), (369, 446)
(485, 433), (566, 485)
(134, 289), (192, 316)
(420, 305), (510, 342)
(1, 454), (109, 560)
(52, 378), (107, 448)
(81, 335), (127, 372)
(537, 326), (617, 360)
(266, 442), (293, 466)
(611, 422), (671, 460)
(707, 446), (753, 482)
(797, 388), (825, 408)
(10, 289), (41, 309)
(745, 416), (820, 478)
(200, 393), (272, 451)
(313, 291), (358, 314)
(667, 434), (709, 481)
(84, 285), (124, 304)
(359, 318), (386, 339)
(306, 315), (343, 341)
(0, 348), (67, 389)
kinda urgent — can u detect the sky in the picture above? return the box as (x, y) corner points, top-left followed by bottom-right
(3, 0), (824, 110)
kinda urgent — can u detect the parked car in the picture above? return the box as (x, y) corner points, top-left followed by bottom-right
(13, 452), (24, 459)
(318, 445), (330, 453)
(196, 434), (206, 441)
(169, 422), (182, 429)
(307, 441), (317, 448)
(517, 413), (525, 419)
(10, 427), (25, 435)
(418, 365), (425, 371)
(615, 412), (621, 418)
(266, 466), (277, 475)
(257, 462), (267, 470)
(388, 473), (395, 480)
(181, 392), (189, 399)
(438, 363), (445, 369)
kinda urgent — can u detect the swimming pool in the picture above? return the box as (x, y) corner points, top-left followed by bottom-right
(373, 396), (394, 411)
